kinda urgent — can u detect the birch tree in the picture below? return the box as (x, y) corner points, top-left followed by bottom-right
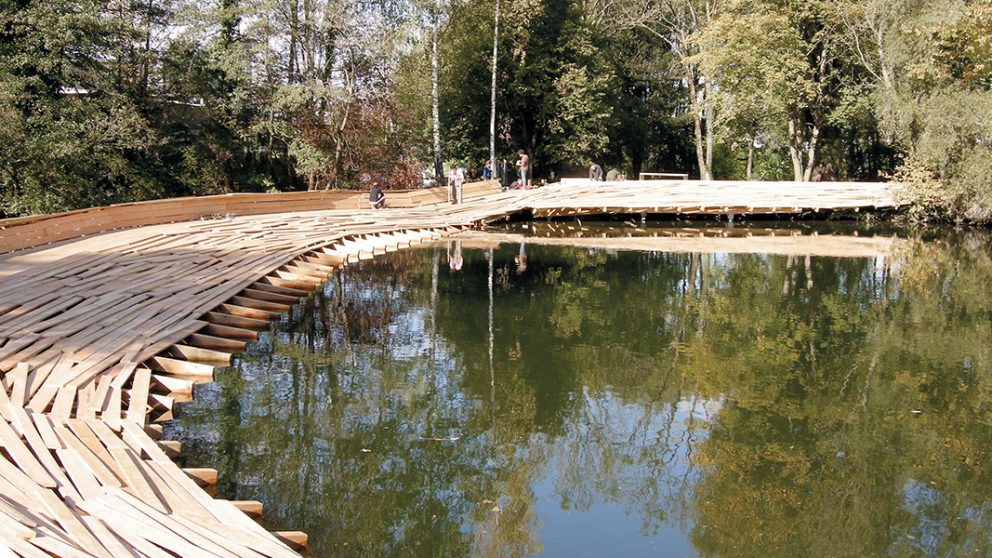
(431, 0), (444, 182)
(489, 0), (501, 167)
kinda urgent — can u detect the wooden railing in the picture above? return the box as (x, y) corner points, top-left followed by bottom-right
(0, 180), (500, 253)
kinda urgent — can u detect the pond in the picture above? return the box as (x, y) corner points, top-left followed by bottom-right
(167, 223), (992, 557)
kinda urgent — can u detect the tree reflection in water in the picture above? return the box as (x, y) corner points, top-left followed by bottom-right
(168, 228), (992, 557)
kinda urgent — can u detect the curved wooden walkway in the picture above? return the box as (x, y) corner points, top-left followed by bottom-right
(0, 179), (897, 556)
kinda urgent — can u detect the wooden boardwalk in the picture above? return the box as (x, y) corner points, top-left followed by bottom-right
(0, 179), (898, 556)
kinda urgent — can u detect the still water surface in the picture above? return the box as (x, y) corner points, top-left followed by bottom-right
(168, 225), (992, 557)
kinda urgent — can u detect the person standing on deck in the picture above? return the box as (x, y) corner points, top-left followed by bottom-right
(482, 160), (493, 180)
(449, 165), (465, 204)
(500, 159), (514, 190)
(516, 149), (529, 189)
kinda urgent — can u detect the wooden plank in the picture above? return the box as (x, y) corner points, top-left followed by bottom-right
(8, 363), (29, 407)
(230, 500), (264, 518)
(0, 399), (80, 503)
(186, 334), (247, 353)
(205, 312), (270, 331)
(240, 288), (299, 305)
(30, 412), (64, 451)
(229, 296), (292, 314)
(54, 447), (102, 500)
(117, 423), (296, 554)
(273, 532), (308, 551)
(0, 418), (57, 489)
(183, 468), (217, 487)
(125, 367), (152, 424)
(49, 422), (122, 489)
(249, 282), (308, 298)
(259, 275), (314, 291)
(78, 515), (141, 558)
(144, 357), (215, 378)
(48, 386), (76, 419)
(149, 374), (194, 396)
(216, 303), (281, 321)
(105, 446), (170, 514)
(201, 323), (259, 341)
(165, 344), (231, 364)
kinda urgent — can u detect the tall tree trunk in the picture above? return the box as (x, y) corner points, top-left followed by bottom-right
(803, 124), (820, 181)
(431, 3), (443, 182)
(746, 139), (753, 180)
(703, 76), (713, 179)
(688, 74), (708, 180)
(289, 0), (299, 82)
(489, 0), (500, 168)
(142, 0), (153, 97)
(788, 117), (820, 182)
(788, 117), (804, 182)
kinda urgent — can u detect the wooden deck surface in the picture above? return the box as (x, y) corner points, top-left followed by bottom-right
(0, 179), (898, 556)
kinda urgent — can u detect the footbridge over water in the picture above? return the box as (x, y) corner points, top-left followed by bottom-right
(0, 179), (899, 556)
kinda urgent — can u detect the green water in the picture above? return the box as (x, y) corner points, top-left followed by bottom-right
(169, 226), (992, 557)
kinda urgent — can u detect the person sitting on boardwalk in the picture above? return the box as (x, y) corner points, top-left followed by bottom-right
(369, 182), (386, 209)
(589, 163), (603, 181)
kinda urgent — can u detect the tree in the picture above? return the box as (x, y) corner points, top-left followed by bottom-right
(0, 0), (159, 215)
(489, 0), (501, 167)
(838, 0), (992, 221)
(693, 0), (845, 182)
(430, 0), (445, 182)
(591, 0), (723, 179)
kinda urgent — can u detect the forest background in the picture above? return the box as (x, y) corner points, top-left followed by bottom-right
(1, 0), (990, 221)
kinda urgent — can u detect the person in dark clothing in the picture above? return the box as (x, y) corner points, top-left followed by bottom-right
(369, 182), (385, 209)
(589, 163), (603, 181)
(500, 159), (515, 190)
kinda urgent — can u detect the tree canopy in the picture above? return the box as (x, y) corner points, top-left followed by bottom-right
(0, 0), (989, 221)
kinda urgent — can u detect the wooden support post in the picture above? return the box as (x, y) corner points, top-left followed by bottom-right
(231, 500), (264, 518)
(183, 467), (218, 487)
(157, 440), (181, 457)
(274, 531), (308, 551)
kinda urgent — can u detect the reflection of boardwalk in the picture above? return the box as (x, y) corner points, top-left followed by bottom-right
(0, 179), (899, 555)
(452, 227), (906, 258)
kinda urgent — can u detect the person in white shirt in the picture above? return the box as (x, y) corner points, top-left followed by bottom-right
(449, 165), (465, 204)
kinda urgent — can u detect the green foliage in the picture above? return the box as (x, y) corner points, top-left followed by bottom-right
(544, 18), (613, 167)
(0, 0), (987, 220)
(0, 1), (159, 214)
(864, 0), (992, 222)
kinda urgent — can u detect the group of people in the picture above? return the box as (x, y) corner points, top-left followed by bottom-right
(588, 163), (626, 182)
(368, 148), (531, 209)
(447, 149), (531, 205)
